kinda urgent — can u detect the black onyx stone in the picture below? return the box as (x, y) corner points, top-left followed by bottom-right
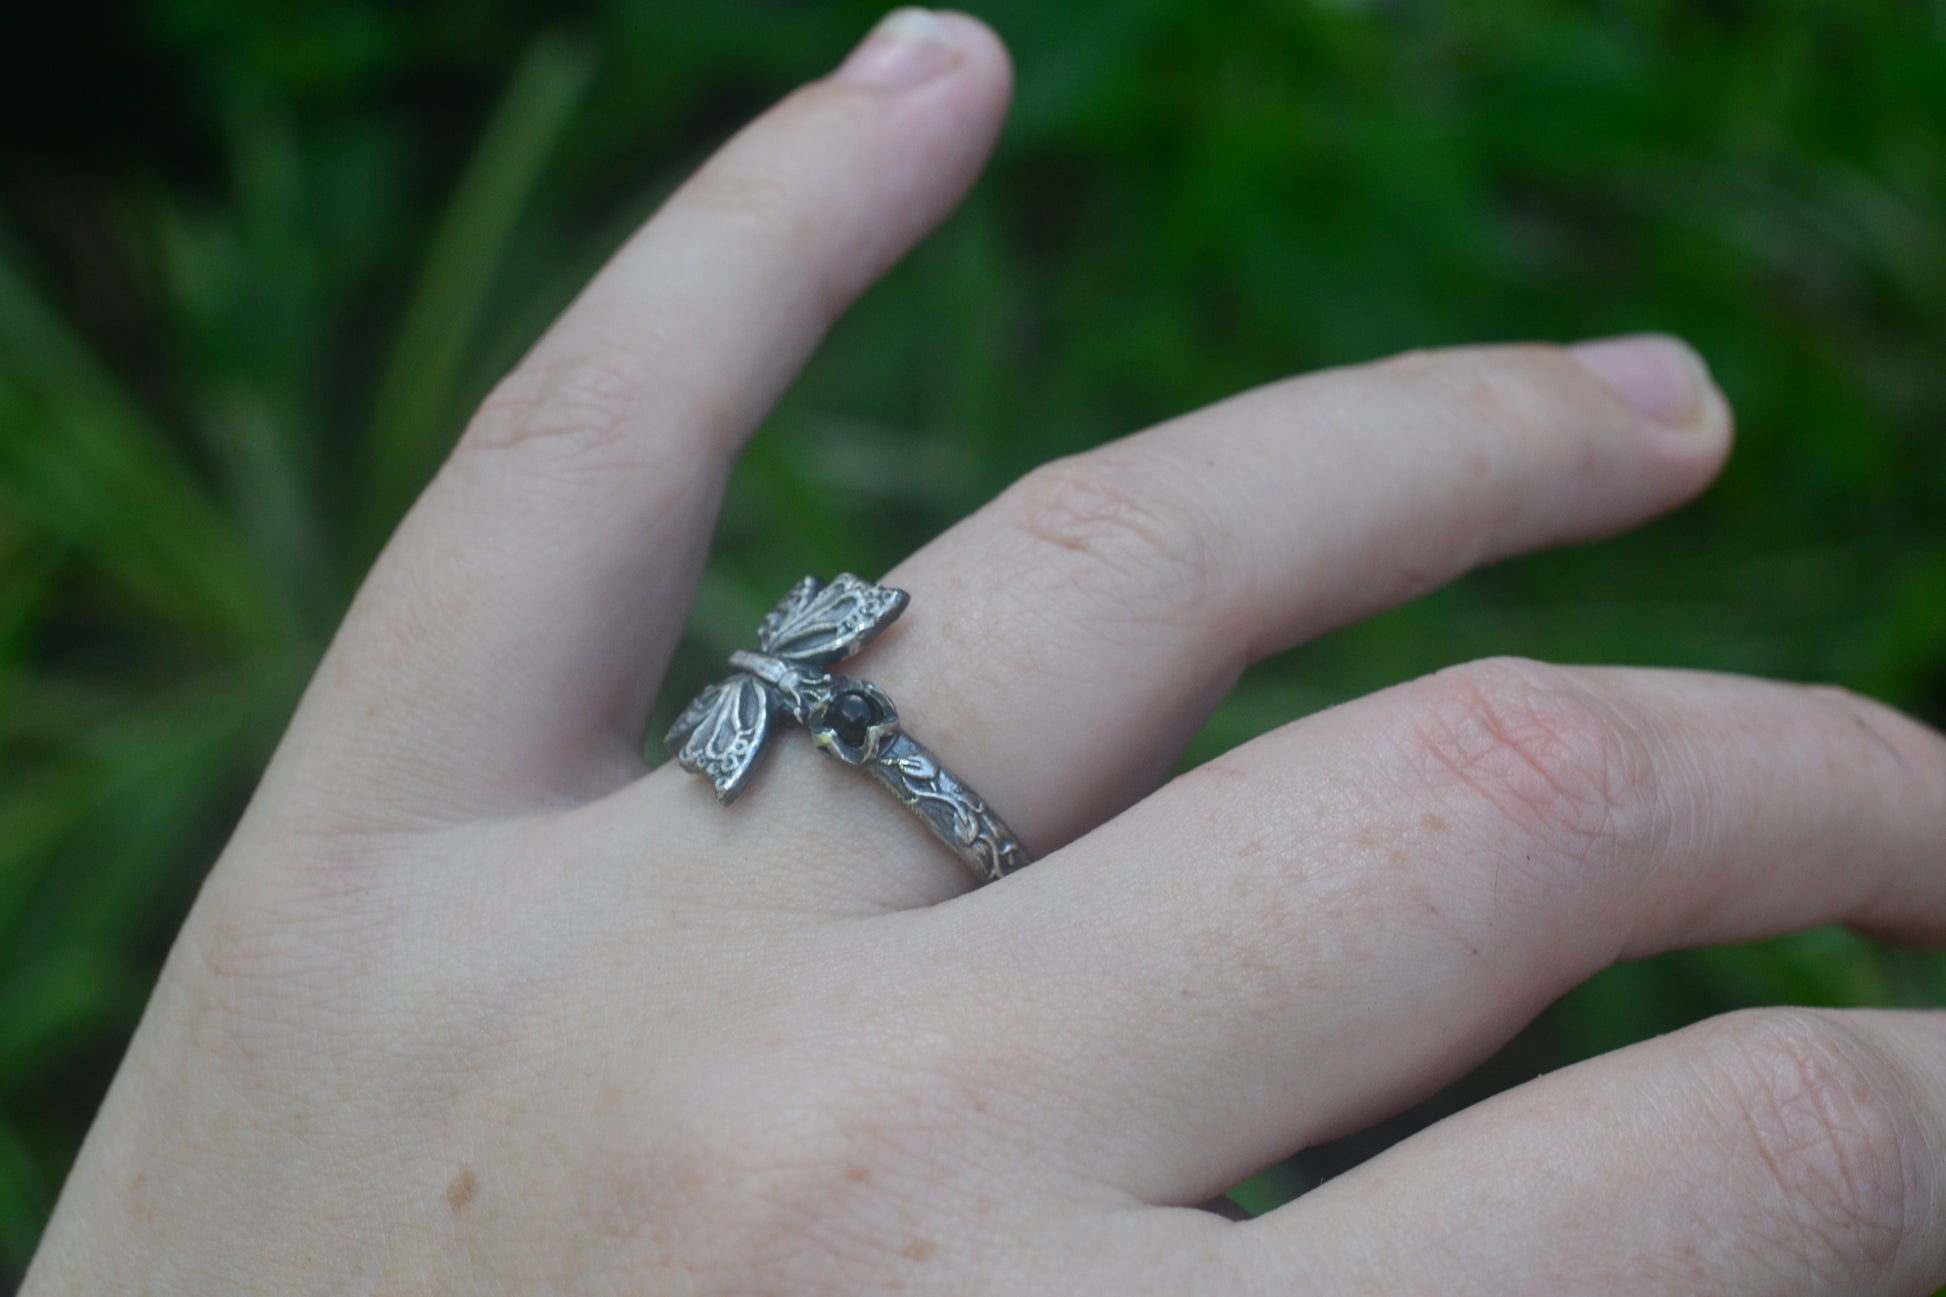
(827, 691), (879, 750)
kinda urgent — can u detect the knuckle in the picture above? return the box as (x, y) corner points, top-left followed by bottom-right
(676, 135), (858, 328)
(1372, 344), (1570, 440)
(1400, 656), (1662, 858)
(461, 346), (664, 472)
(681, 158), (807, 243)
(999, 447), (1224, 613)
(1705, 1009), (1918, 1282)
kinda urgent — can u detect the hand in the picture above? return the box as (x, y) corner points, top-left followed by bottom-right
(25, 10), (1946, 1294)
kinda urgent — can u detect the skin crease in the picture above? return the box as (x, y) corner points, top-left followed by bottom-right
(23, 9), (1946, 1296)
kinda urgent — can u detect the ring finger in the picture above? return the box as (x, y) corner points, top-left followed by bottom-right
(944, 660), (1946, 1200)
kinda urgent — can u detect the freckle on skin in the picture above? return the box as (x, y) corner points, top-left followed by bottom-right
(903, 1239), (937, 1261)
(1420, 811), (1450, 834)
(446, 1165), (479, 1213)
(845, 1166), (870, 1182)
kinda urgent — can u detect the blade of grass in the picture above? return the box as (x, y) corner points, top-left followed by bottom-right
(0, 944), (146, 1095)
(0, 253), (279, 651)
(0, 1104), (48, 1275)
(46, 684), (256, 957)
(362, 31), (597, 545)
(153, 136), (334, 635)
(0, 670), (264, 952)
(0, 763), (98, 950)
(0, 541), (61, 678)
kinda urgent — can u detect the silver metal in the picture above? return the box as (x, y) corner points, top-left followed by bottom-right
(666, 574), (1029, 884)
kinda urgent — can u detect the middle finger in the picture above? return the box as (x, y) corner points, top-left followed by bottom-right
(630, 336), (1730, 908)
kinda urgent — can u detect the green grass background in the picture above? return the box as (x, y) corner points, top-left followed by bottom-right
(3, 0), (1944, 1281)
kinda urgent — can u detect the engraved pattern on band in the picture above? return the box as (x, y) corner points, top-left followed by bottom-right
(666, 575), (1032, 884)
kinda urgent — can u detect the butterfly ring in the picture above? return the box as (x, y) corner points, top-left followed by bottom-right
(665, 574), (1030, 884)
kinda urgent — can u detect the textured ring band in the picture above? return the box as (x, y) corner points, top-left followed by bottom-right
(665, 574), (1030, 884)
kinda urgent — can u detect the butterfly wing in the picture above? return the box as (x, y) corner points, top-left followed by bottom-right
(757, 575), (824, 653)
(757, 573), (909, 666)
(664, 673), (775, 804)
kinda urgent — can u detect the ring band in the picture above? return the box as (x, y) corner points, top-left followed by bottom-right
(666, 574), (1030, 884)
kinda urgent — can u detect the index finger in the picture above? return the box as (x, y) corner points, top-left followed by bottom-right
(282, 11), (1012, 824)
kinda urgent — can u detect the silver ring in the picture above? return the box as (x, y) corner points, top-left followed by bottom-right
(665, 574), (1030, 884)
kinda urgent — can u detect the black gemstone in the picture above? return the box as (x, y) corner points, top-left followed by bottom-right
(828, 691), (878, 749)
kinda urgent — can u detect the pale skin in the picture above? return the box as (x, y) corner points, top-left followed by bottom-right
(24, 9), (1946, 1294)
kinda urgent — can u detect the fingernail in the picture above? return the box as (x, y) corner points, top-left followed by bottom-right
(1567, 334), (1713, 430)
(834, 8), (962, 89)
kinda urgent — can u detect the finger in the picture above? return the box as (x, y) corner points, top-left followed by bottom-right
(1223, 1008), (1946, 1296)
(294, 11), (1012, 818)
(629, 336), (1731, 908)
(943, 660), (1946, 1197)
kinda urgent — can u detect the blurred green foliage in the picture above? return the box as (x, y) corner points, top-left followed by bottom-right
(3, 0), (1944, 1279)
